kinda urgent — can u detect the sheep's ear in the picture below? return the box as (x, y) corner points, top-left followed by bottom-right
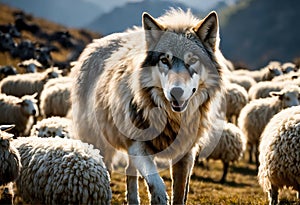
(31, 92), (38, 99)
(0, 125), (15, 132)
(193, 11), (219, 51)
(142, 12), (165, 48)
(270, 91), (284, 100)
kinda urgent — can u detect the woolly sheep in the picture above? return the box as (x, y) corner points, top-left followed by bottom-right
(207, 122), (246, 183)
(271, 70), (300, 82)
(39, 77), (72, 117)
(0, 125), (21, 204)
(227, 74), (256, 91)
(0, 94), (38, 136)
(0, 68), (62, 98)
(12, 136), (112, 204)
(225, 83), (248, 124)
(248, 78), (300, 100)
(30, 116), (73, 138)
(232, 61), (283, 82)
(238, 85), (300, 169)
(281, 62), (297, 74)
(258, 106), (300, 205)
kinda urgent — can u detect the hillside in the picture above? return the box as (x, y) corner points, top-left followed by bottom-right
(0, 0), (103, 28)
(0, 3), (101, 70)
(86, 0), (201, 35)
(220, 0), (300, 69)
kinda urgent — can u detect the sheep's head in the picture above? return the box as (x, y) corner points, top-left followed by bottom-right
(36, 126), (66, 138)
(17, 93), (39, 116)
(0, 125), (21, 186)
(0, 125), (14, 149)
(270, 86), (300, 109)
(44, 67), (62, 81)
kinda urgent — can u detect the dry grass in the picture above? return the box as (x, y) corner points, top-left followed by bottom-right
(109, 155), (299, 204)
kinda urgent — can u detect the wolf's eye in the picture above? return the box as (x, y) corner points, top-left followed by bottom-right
(189, 57), (198, 65)
(160, 57), (169, 65)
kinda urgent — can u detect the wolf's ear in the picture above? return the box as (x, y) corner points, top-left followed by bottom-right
(142, 12), (164, 48)
(193, 11), (219, 51)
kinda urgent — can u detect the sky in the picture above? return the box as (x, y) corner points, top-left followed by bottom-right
(83, 0), (237, 13)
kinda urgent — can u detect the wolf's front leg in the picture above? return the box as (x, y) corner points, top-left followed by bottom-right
(126, 158), (139, 204)
(128, 142), (169, 205)
(171, 152), (195, 205)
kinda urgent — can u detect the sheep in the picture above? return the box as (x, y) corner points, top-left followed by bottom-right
(39, 77), (72, 117)
(206, 122), (246, 183)
(17, 59), (43, 73)
(271, 70), (300, 82)
(238, 85), (300, 170)
(0, 68), (62, 99)
(0, 65), (18, 81)
(0, 94), (38, 137)
(232, 61), (283, 82)
(248, 78), (300, 100)
(11, 136), (112, 204)
(227, 74), (256, 91)
(0, 125), (22, 205)
(30, 116), (73, 138)
(258, 105), (300, 205)
(281, 62), (297, 74)
(225, 83), (248, 124)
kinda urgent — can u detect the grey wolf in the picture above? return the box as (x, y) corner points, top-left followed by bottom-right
(71, 8), (225, 204)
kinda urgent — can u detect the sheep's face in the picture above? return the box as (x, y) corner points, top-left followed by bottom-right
(18, 99), (39, 116)
(47, 71), (61, 79)
(268, 67), (283, 78)
(37, 126), (65, 138)
(271, 89), (300, 108)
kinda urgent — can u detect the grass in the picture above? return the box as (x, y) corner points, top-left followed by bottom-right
(109, 156), (299, 204)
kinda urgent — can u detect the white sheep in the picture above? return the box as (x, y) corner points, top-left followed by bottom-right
(258, 105), (300, 205)
(30, 116), (73, 138)
(0, 125), (21, 204)
(0, 94), (38, 136)
(225, 83), (248, 124)
(227, 74), (256, 91)
(248, 78), (300, 100)
(207, 122), (246, 183)
(232, 61), (283, 82)
(12, 136), (112, 204)
(39, 77), (72, 118)
(238, 85), (300, 169)
(271, 70), (300, 82)
(281, 62), (296, 74)
(0, 68), (62, 98)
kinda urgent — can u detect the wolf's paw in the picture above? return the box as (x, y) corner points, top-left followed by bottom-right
(150, 192), (169, 205)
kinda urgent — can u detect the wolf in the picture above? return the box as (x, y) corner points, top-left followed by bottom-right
(71, 9), (225, 204)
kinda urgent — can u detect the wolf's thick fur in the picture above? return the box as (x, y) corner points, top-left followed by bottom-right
(71, 9), (225, 204)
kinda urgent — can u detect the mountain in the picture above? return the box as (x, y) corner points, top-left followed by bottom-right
(0, 0), (103, 28)
(220, 0), (300, 69)
(85, 0), (202, 35)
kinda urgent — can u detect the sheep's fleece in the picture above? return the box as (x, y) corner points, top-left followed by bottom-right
(12, 137), (111, 204)
(258, 106), (300, 196)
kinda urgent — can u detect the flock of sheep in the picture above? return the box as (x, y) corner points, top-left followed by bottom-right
(0, 9), (300, 205)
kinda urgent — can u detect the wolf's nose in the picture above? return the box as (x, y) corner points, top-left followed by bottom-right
(170, 87), (184, 100)
(32, 110), (36, 115)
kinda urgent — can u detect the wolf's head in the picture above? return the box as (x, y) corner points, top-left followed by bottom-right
(141, 9), (222, 113)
